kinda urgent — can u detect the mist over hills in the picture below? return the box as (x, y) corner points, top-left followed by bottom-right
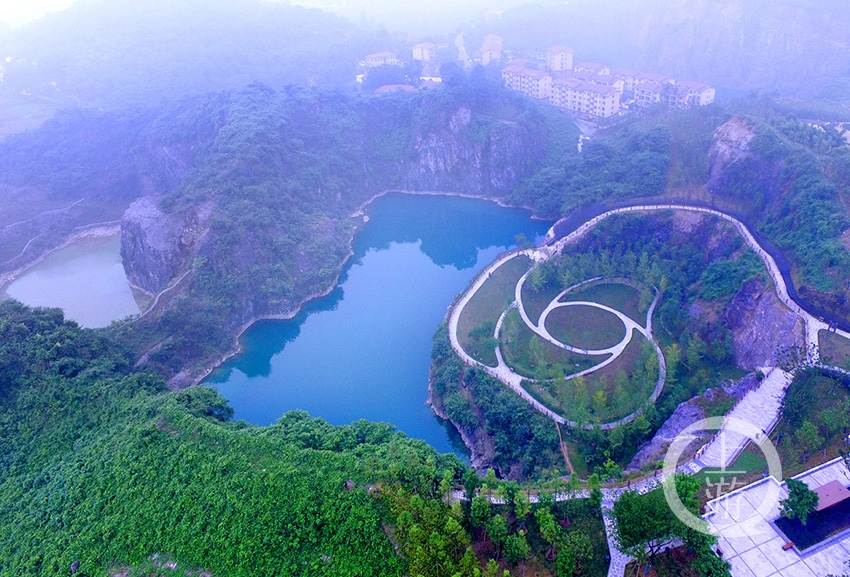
(1, 0), (848, 115)
(470, 0), (850, 98)
(0, 0), (390, 108)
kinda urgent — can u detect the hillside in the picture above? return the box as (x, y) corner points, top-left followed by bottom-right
(0, 0), (379, 109)
(474, 0), (850, 98)
(0, 300), (474, 576)
(0, 73), (579, 384)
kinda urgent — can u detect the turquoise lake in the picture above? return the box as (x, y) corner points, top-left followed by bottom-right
(206, 193), (553, 455)
(1, 235), (146, 328)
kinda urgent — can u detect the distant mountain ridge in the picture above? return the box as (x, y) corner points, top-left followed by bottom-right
(478, 0), (850, 98)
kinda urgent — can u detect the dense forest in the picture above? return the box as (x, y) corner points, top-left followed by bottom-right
(0, 0), (388, 108)
(0, 300), (479, 575)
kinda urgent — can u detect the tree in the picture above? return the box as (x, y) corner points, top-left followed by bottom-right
(514, 491), (532, 522)
(563, 531), (594, 570)
(471, 495), (492, 528)
(486, 514), (509, 554)
(588, 474), (603, 511)
(611, 486), (684, 567)
(503, 531), (530, 564)
(482, 558), (511, 577)
(780, 479), (819, 526)
(819, 406), (848, 436)
(794, 420), (824, 460)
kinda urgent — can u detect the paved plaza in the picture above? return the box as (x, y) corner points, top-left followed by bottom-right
(706, 458), (850, 576)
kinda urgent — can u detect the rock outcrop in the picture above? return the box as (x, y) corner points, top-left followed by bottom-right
(405, 106), (538, 197)
(120, 197), (212, 294)
(626, 373), (760, 472)
(706, 117), (755, 190)
(726, 277), (804, 370)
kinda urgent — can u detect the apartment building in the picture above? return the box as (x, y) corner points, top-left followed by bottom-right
(635, 81), (665, 105)
(412, 43), (437, 62)
(573, 71), (624, 94)
(611, 68), (643, 95)
(675, 80), (716, 106)
(574, 61), (610, 76)
(550, 77), (620, 118)
(502, 65), (552, 99)
(364, 52), (399, 68)
(547, 46), (574, 72)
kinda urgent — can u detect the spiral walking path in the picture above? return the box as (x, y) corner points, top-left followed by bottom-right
(446, 202), (850, 577)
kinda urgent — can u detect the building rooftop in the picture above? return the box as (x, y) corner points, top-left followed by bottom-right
(638, 71), (673, 83)
(611, 68), (643, 77)
(413, 42), (437, 50)
(578, 83), (618, 96)
(503, 65), (549, 79)
(637, 81), (665, 94)
(548, 45), (573, 55)
(575, 61), (607, 71)
(677, 79), (714, 91)
(366, 51), (397, 59)
(374, 84), (416, 94)
(705, 457), (850, 577)
(814, 480), (850, 512)
(552, 77), (584, 88)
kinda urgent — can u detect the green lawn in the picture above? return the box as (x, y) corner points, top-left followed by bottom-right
(544, 304), (626, 350)
(521, 279), (565, 326)
(519, 335), (659, 425)
(819, 329), (850, 369)
(457, 255), (531, 366)
(772, 370), (850, 477)
(499, 307), (606, 380)
(698, 446), (769, 506)
(560, 281), (648, 325)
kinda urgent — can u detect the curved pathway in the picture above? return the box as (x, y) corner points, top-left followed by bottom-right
(447, 202), (850, 432)
(543, 203), (850, 352)
(449, 202), (850, 577)
(448, 248), (666, 429)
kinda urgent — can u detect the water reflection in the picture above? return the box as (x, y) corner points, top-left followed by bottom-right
(208, 193), (553, 455)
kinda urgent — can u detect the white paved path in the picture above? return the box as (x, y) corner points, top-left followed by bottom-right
(697, 368), (792, 469)
(447, 203), (850, 577)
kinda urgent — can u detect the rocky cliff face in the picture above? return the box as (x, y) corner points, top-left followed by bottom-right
(626, 374), (759, 472)
(405, 106), (539, 197)
(706, 117), (755, 190)
(726, 277), (804, 369)
(120, 196), (212, 294)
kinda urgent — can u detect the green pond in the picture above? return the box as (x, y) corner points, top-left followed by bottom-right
(206, 193), (553, 455)
(1, 234), (146, 328)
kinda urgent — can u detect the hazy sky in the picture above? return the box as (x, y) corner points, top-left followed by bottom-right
(0, 0), (77, 27)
